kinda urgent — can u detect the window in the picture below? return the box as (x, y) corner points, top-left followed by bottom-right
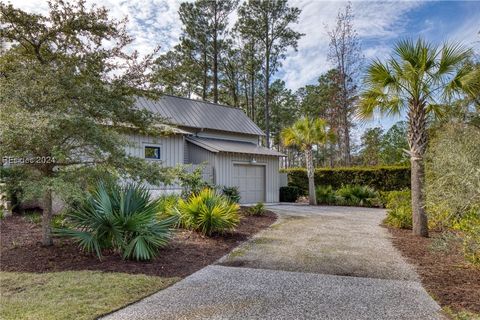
(144, 146), (161, 160)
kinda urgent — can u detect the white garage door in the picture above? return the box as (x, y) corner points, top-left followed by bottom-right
(233, 164), (265, 204)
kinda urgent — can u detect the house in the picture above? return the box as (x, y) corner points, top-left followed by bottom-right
(127, 95), (284, 204)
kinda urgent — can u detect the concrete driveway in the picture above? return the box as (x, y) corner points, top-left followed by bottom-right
(103, 204), (442, 320)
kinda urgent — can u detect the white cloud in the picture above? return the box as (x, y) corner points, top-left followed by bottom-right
(281, 0), (425, 90)
(5, 0), (478, 91)
(6, 0), (184, 55)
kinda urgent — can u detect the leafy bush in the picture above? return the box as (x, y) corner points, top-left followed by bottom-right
(156, 194), (179, 214)
(452, 208), (480, 265)
(335, 185), (380, 207)
(24, 210), (42, 224)
(51, 213), (68, 228)
(383, 190), (412, 229)
(425, 124), (480, 265)
(221, 186), (241, 203)
(247, 202), (266, 216)
(283, 166), (410, 193)
(315, 185), (336, 204)
(177, 166), (213, 199)
(426, 124), (480, 230)
(176, 188), (239, 236)
(156, 194), (180, 223)
(279, 186), (301, 202)
(54, 182), (176, 261)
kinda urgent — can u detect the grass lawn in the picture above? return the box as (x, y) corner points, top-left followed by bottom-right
(0, 271), (179, 320)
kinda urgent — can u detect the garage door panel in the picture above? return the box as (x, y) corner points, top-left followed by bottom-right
(233, 164), (265, 204)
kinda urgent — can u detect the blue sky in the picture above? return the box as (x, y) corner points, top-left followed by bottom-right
(9, 0), (480, 139)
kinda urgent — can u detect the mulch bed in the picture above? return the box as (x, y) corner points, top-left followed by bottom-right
(387, 227), (480, 315)
(0, 210), (276, 278)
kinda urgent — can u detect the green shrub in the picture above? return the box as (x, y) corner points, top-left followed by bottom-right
(24, 210), (42, 224)
(177, 166), (213, 199)
(176, 188), (239, 236)
(51, 213), (68, 228)
(54, 182), (176, 261)
(156, 194), (180, 219)
(383, 190), (412, 229)
(453, 208), (480, 265)
(247, 202), (266, 216)
(282, 166), (410, 194)
(426, 124), (480, 230)
(279, 186), (300, 202)
(335, 185), (380, 207)
(221, 186), (241, 204)
(315, 185), (336, 204)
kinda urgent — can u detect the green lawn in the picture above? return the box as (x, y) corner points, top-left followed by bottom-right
(0, 271), (179, 320)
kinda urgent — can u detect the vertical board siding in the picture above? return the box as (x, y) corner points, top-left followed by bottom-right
(193, 130), (259, 144)
(125, 134), (280, 202)
(124, 133), (184, 191)
(187, 142), (216, 166)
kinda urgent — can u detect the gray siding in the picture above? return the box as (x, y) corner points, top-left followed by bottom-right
(125, 134), (280, 202)
(125, 133), (184, 167)
(125, 133), (184, 191)
(187, 142), (216, 166)
(214, 153), (280, 203)
(191, 129), (259, 144)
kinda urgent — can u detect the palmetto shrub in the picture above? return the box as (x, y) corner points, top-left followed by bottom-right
(176, 188), (239, 236)
(383, 190), (412, 229)
(335, 185), (380, 207)
(54, 182), (176, 261)
(221, 186), (241, 204)
(247, 202), (266, 216)
(156, 194), (180, 221)
(315, 185), (336, 205)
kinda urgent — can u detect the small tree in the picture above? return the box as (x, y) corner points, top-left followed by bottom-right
(281, 117), (333, 205)
(0, 0), (173, 245)
(359, 38), (477, 237)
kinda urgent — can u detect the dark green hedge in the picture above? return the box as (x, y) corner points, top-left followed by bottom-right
(279, 186), (301, 202)
(281, 166), (410, 194)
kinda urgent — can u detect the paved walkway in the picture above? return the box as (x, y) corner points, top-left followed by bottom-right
(103, 204), (442, 320)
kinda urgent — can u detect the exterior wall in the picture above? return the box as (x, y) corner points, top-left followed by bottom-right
(187, 142), (216, 166)
(182, 127), (260, 144)
(214, 153), (280, 203)
(124, 133), (184, 192)
(125, 133), (184, 167)
(124, 134), (280, 202)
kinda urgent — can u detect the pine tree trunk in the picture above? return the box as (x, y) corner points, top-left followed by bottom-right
(343, 118), (351, 165)
(264, 55), (270, 147)
(42, 188), (53, 246)
(202, 49), (208, 101)
(305, 148), (317, 205)
(408, 101), (428, 237)
(251, 71), (255, 120)
(213, 14), (218, 103)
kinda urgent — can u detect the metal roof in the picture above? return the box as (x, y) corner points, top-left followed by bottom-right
(135, 95), (265, 136)
(186, 137), (285, 157)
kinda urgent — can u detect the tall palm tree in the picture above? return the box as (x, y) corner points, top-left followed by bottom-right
(281, 117), (333, 205)
(359, 38), (476, 237)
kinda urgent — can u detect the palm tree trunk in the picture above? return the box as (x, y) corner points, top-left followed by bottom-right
(305, 148), (317, 205)
(408, 102), (428, 237)
(42, 188), (53, 246)
(411, 157), (428, 236)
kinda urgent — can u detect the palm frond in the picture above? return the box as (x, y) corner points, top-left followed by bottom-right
(55, 181), (175, 261)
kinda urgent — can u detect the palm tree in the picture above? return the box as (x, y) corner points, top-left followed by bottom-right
(359, 38), (476, 237)
(281, 117), (333, 205)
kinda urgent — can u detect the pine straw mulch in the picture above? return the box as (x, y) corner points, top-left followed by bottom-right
(387, 227), (480, 316)
(0, 209), (276, 278)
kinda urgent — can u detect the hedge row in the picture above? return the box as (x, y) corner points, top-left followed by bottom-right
(281, 166), (410, 194)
